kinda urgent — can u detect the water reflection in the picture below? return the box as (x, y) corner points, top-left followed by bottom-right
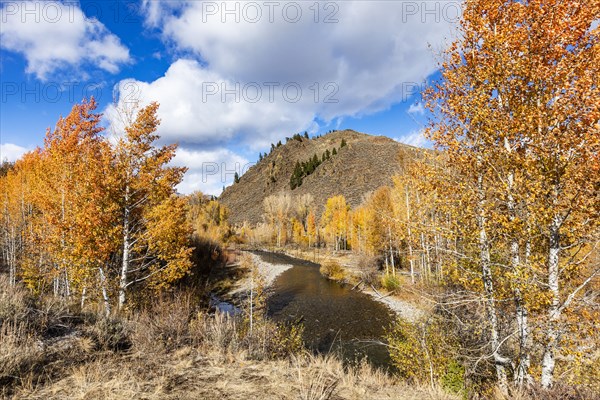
(258, 251), (394, 368)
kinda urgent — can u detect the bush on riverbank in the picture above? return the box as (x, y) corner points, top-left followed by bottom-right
(357, 254), (380, 286)
(380, 274), (401, 291)
(320, 260), (346, 281)
(387, 316), (464, 395)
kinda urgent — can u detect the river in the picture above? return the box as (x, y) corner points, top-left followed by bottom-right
(256, 251), (395, 369)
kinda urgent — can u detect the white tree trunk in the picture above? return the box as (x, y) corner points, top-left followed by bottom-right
(541, 215), (561, 388)
(99, 266), (111, 317)
(119, 184), (131, 310)
(515, 288), (531, 385)
(249, 271), (254, 336)
(119, 225), (129, 309)
(405, 188), (415, 284)
(80, 287), (87, 309)
(504, 162), (531, 386)
(477, 172), (509, 395)
(388, 225), (395, 276)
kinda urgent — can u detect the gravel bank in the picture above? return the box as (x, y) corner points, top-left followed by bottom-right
(362, 287), (426, 322)
(249, 252), (293, 287)
(230, 252), (293, 296)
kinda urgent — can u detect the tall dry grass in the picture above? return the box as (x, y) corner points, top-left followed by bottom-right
(4, 275), (595, 400)
(1, 274), (458, 399)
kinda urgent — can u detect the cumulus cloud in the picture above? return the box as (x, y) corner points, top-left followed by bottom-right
(395, 130), (429, 148)
(408, 102), (426, 116)
(0, 143), (29, 162)
(112, 0), (457, 148)
(108, 0), (458, 193)
(0, 1), (130, 80)
(172, 147), (252, 195)
(106, 60), (318, 149)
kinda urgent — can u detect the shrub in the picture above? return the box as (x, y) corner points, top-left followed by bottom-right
(319, 261), (345, 281)
(268, 322), (304, 358)
(441, 359), (466, 396)
(0, 321), (44, 391)
(357, 255), (379, 286)
(0, 277), (34, 326)
(82, 314), (131, 352)
(192, 310), (241, 354)
(386, 317), (461, 386)
(131, 292), (197, 352)
(380, 274), (400, 291)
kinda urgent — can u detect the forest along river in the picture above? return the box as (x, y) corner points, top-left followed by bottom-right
(255, 251), (395, 369)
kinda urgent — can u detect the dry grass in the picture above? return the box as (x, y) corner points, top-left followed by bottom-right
(0, 276), (460, 400)
(5, 276), (594, 400)
(13, 347), (461, 400)
(292, 352), (460, 400)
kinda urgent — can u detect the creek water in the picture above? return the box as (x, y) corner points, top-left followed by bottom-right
(256, 251), (395, 369)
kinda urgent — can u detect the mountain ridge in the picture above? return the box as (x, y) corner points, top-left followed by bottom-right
(219, 129), (421, 225)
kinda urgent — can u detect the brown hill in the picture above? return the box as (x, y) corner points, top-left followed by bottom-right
(219, 129), (420, 225)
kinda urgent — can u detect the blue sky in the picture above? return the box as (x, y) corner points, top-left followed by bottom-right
(1, 0), (459, 194)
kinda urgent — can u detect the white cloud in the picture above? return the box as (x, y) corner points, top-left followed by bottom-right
(109, 1), (457, 194)
(172, 147), (252, 195)
(0, 1), (130, 80)
(395, 130), (429, 148)
(0, 143), (29, 162)
(112, 1), (456, 148)
(106, 59), (318, 150)
(408, 102), (425, 116)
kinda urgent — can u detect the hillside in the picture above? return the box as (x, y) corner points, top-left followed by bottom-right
(219, 129), (421, 225)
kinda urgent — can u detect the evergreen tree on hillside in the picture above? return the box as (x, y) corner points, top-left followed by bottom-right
(304, 131), (309, 139)
(340, 138), (347, 148)
(290, 161), (303, 189)
(234, 172), (240, 184)
(289, 152), (325, 190)
(332, 148), (337, 156)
